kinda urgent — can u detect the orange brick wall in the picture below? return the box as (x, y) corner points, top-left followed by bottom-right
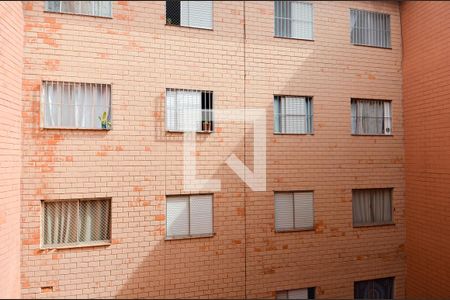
(0, 1), (23, 298)
(20, 1), (405, 298)
(401, 2), (450, 298)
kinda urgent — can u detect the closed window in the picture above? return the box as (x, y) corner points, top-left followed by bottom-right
(42, 81), (112, 130)
(277, 287), (315, 299)
(275, 191), (314, 231)
(42, 199), (111, 248)
(350, 9), (391, 48)
(274, 96), (313, 134)
(166, 195), (213, 239)
(274, 1), (313, 40)
(166, 0), (213, 29)
(351, 99), (392, 135)
(354, 277), (394, 299)
(352, 188), (393, 227)
(166, 89), (213, 132)
(45, 1), (112, 17)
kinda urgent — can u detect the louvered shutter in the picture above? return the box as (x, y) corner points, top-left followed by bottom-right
(181, 1), (213, 29)
(189, 195), (213, 235)
(294, 192), (314, 229)
(166, 196), (189, 237)
(283, 97), (306, 133)
(275, 193), (294, 231)
(288, 288), (308, 299)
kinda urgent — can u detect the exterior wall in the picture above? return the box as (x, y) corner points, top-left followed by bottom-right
(20, 1), (405, 299)
(0, 1), (23, 299)
(401, 2), (450, 298)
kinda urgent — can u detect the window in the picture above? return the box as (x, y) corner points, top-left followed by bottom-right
(277, 287), (315, 299)
(274, 96), (313, 134)
(354, 277), (394, 299)
(350, 9), (391, 48)
(166, 0), (213, 29)
(42, 81), (112, 130)
(274, 1), (313, 40)
(275, 191), (313, 231)
(42, 198), (111, 248)
(166, 89), (213, 132)
(166, 195), (213, 239)
(45, 1), (112, 17)
(352, 188), (393, 227)
(351, 99), (392, 135)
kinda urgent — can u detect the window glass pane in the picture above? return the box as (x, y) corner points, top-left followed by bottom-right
(166, 197), (189, 237)
(166, 89), (209, 132)
(350, 9), (390, 48)
(189, 195), (213, 235)
(45, 1), (111, 17)
(352, 189), (392, 226)
(351, 99), (391, 135)
(166, 0), (181, 25)
(275, 1), (313, 39)
(43, 201), (78, 246)
(79, 199), (111, 243)
(355, 277), (394, 299)
(275, 193), (294, 231)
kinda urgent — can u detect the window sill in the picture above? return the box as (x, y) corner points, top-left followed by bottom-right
(274, 35), (314, 42)
(42, 127), (111, 131)
(275, 227), (315, 233)
(352, 43), (392, 50)
(353, 222), (395, 228)
(351, 134), (393, 137)
(44, 10), (113, 19)
(165, 233), (215, 241)
(165, 23), (213, 31)
(274, 132), (314, 136)
(40, 241), (111, 250)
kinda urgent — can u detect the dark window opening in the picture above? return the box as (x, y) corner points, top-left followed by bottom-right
(201, 91), (213, 132)
(166, 0), (181, 25)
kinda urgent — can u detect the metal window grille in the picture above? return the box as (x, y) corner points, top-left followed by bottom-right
(41, 81), (112, 130)
(274, 96), (313, 134)
(166, 88), (213, 133)
(166, 0), (213, 29)
(350, 9), (391, 48)
(354, 277), (394, 299)
(351, 99), (392, 135)
(45, 1), (112, 17)
(352, 188), (393, 226)
(274, 1), (313, 40)
(42, 198), (111, 248)
(166, 194), (213, 239)
(276, 287), (315, 299)
(274, 191), (314, 231)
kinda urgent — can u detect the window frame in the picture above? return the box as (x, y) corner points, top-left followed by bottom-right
(274, 95), (314, 135)
(165, 88), (214, 133)
(274, 190), (315, 233)
(40, 80), (113, 131)
(40, 198), (112, 250)
(351, 98), (392, 136)
(354, 277), (395, 299)
(352, 188), (394, 228)
(349, 8), (391, 49)
(44, 1), (113, 18)
(274, 1), (315, 41)
(276, 287), (316, 299)
(165, 0), (214, 31)
(165, 194), (215, 240)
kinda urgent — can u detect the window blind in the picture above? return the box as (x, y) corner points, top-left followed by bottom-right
(275, 1), (313, 40)
(166, 195), (213, 238)
(42, 199), (111, 248)
(45, 1), (112, 17)
(294, 192), (314, 229)
(350, 9), (391, 48)
(352, 188), (393, 226)
(275, 192), (314, 231)
(42, 81), (112, 129)
(351, 99), (392, 135)
(181, 1), (213, 29)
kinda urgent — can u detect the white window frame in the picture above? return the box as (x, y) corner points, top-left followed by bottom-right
(165, 194), (214, 240)
(40, 198), (112, 249)
(350, 8), (391, 48)
(274, 191), (314, 232)
(44, 1), (113, 18)
(274, 1), (314, 40)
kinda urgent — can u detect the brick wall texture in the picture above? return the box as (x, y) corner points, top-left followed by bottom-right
(401, 1), (450, 298)
(0, 1), (23, 298)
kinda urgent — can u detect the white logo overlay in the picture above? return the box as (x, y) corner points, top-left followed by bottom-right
(183, 108), (266, 192)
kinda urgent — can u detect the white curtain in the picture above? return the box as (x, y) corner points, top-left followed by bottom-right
(43, 82), (111, 129)
(352, 100), (387, 135)
(181, 1), (213, 29)
(353, 189), (392, 226)
(48, 1), (112, 17)
(44, 201), (78, 246)
(384, 101), (392, 134)
(166, 89), (202, 132)
(79, 200), (110, 243)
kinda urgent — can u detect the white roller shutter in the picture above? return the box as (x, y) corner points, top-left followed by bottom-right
(189, 194), (213, 236)
(291, 2), (313, 40)
(181, 1), (213, 29)
(294, 192), (314, 229)
(283, 97), (306, 133)
(288, 288), (308, 299)
(275, 193), (294, 231)
(166, 196), (189, 237)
